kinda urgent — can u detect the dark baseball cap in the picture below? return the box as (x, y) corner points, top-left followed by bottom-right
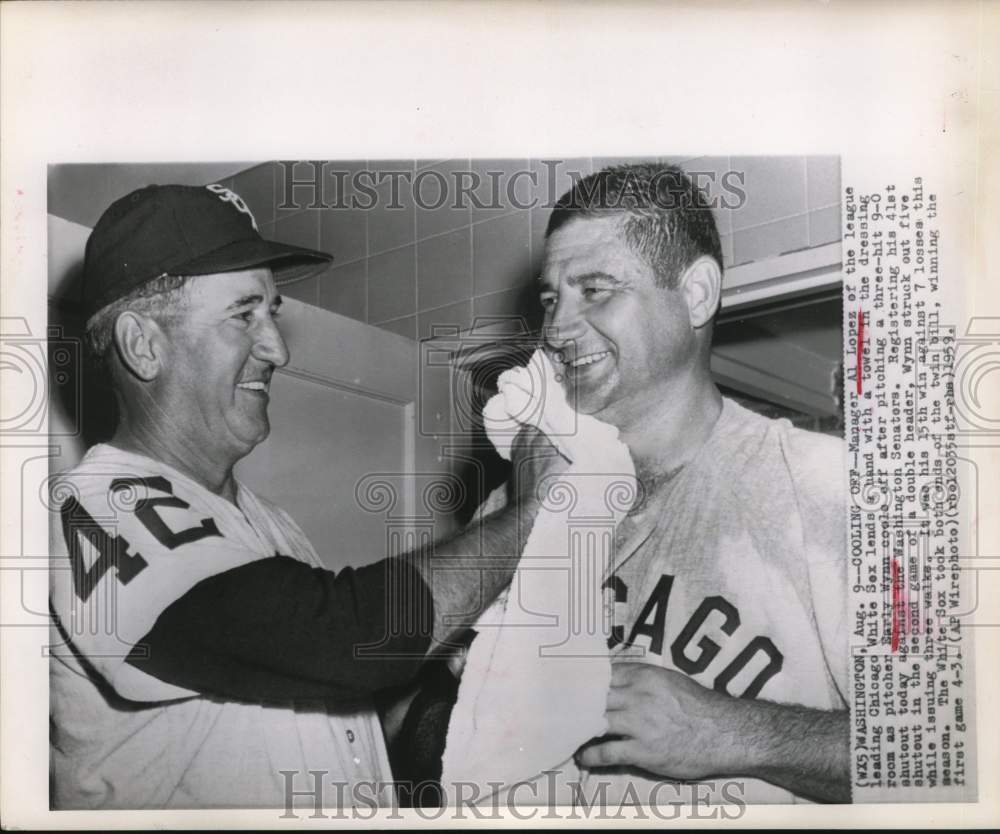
(81, 183), (333, 320)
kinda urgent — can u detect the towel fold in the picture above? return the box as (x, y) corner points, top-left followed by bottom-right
(440, 349), (637, 804)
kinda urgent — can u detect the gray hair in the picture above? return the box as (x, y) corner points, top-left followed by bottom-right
(84, 274), (192, 362)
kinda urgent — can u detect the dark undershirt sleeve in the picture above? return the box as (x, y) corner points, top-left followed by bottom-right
(125, 555), (434, 703)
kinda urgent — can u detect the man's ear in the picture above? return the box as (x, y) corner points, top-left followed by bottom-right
(113, 311), (165, 381)
(679, 256), (722, 329)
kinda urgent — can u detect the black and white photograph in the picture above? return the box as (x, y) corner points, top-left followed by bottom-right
(46, 156), (847, 811)
(2, 1), (996, 828)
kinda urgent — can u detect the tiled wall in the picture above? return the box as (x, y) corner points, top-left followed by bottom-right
(220, 156), (840, 341)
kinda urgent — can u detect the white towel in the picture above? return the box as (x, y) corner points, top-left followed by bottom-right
(440, 349), (637, 805)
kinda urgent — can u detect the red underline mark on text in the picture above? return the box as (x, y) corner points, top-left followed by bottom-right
(891, 558), (903, 653)
(856, 310), (866, 395)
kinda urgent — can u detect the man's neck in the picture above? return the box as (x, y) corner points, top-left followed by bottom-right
(110, 423), (239, 504)
(616, 375), (724, 490)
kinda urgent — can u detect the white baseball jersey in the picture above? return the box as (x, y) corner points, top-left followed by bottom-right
(467, 398), (848, 806)
(584, 398), (849, 805)
(49, 444), (393, 809)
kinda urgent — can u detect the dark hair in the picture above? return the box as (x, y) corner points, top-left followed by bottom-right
(545, 163), (723, 289)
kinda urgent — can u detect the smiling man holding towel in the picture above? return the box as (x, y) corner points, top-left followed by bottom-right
(409, 162), (849, 808)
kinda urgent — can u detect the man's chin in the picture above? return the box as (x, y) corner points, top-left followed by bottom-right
(230, 419), (270, 457)
(561, 370), (619, 412)
(566, 390), (620, 424)
(250, 421), (271, 447)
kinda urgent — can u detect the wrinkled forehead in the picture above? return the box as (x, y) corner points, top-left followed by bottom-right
(539, 214), (640, 285)
(184, 266), (278, 308)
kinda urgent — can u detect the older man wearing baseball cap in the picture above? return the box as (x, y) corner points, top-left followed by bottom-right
(49, 183), (562, 810)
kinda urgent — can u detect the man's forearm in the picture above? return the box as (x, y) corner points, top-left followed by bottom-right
(127, 495), (538, 701)
(733, 700), (850, 803)
(582, 665), (850, 804)
(408, 425), (567, 649)
(405, 499), (536, 648)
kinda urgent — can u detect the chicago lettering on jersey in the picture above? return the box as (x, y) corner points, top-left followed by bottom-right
(604, 573), (784, 699)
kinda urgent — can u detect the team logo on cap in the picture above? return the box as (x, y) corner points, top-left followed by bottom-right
(206, 184), (259, 231)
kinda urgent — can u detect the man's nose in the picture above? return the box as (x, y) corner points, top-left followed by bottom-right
(543, 297), (586, 352)
(252, 317), (290, 368)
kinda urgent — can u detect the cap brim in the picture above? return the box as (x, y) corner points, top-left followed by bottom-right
(175, 238), (333, 286)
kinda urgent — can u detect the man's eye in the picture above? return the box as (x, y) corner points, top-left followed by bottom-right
(233, 310), (254, 323)
(582, 287), (608, 299)
(540, 296), (557, 310)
